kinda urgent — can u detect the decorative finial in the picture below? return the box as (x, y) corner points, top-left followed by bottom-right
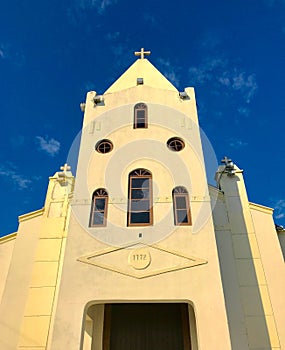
(221, 156), (232, 166)
(221, 156), (236, 176)
(59, 163), (71, 176)
(134, 48), (151, 59)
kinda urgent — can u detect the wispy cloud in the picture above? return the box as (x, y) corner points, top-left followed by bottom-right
(229, 138), (248, 149)
(35, 136), (60, 156)
(219, 70), (257, 103)
(106, 31), (120, 40)
(189, 57), (228, 84)
(157, 58), (180, 86)
(0, 43), (25, 66)
(188, 56), (258, 105)
(274, 199), (285, 219)
(238, 107), (250, 116)
(0, 164), (31, 190)
(83, 0), (115, 12)
(67, 0), (117, 25)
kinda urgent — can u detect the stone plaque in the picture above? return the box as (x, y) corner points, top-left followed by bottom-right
(128, 248), (151, 270)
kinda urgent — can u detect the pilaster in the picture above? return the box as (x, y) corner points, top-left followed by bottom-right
(216, 161), (280, 349)
(17, 168), (74, 349)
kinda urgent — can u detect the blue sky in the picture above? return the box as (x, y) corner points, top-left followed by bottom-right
(0, 0), (285, 235)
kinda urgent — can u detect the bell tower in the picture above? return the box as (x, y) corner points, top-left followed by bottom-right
(49, 49), (232, 350)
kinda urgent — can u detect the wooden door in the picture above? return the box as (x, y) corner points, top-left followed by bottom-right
(103, 303), (191, 350)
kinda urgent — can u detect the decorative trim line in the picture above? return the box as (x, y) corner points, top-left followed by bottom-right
(18, 208), (45, 222)
(249, 202), (273, 214)
(0, 232), (17, 244)
(77, 241), (207, 279)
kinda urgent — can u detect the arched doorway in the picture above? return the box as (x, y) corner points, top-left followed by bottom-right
(82, 302), (197, 350)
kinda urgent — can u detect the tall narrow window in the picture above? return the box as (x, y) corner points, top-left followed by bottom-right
(128, 169), (153, 226)
(172, 186), (191, 226)
(89, 188), (108, 227)
(134, 103), (148, 128)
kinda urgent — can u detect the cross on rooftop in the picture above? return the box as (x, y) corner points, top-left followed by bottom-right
(60, 163), (71, 174)
(134, 48), (151, 59)
(221, 156), (232, 165)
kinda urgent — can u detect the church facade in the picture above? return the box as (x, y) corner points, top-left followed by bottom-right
(0, 50), (285, 350)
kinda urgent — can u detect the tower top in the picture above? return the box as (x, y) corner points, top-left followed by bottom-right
(134, 48), (151, 59)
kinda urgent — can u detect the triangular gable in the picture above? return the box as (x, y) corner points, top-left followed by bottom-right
(105, 58), (177, 94)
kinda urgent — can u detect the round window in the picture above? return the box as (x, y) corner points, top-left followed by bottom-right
(167, 137), (185, 152)
(95, 139), (113, 154)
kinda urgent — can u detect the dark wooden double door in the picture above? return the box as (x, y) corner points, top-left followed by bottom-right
(103, 303), (191, 350)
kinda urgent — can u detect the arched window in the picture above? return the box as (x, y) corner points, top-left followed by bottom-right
(128, 169), (153, 226)
(89, 188), (108, 227)
(134, 103), (148, 128)
(172, 186), (191, 226)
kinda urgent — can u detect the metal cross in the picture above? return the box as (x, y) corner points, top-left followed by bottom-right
(221, 156), (232, 166)
(134, 48), (151, 59)
(60, 163), (71, 174)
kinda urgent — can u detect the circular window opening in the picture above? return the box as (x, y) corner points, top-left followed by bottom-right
(167, 137), (185, 152)
(95, 139), (113, 154)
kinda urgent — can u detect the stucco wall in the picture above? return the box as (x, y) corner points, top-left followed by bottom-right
(0, 212), (43, 350)
(49, 61), (231, 350)
(250, 204), (285, 348)
(0, 234), (16, 302)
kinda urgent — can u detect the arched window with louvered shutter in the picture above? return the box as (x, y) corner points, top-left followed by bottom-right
(127, 169), (153, 226)
(172, 186), (191, 226)
(134, 103), (148, 128)
(89, 188), (108, 227)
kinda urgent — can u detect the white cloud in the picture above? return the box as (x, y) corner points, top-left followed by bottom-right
(67, 0), (117, 24)
(76, 0), (116, 13)
(238, 107), (250, 116)
(232, 72), (257, 103)
(0, 43), (25, 66)
(189, 57), (258, 103)
(106, 31), (120, 40)
(36, 136), (60, 157)
(157, 58), (180, 86)
(0, 165), (31, 190)
(274, 199), (285, 219)
(189, 57), (227, 84)
(229, 139), (248, 149)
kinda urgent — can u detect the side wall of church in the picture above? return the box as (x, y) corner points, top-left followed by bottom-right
(0, 213), (43, 350)
(250, 204), (285, 348)
(211, 170), (285, 350)
(0, 234), (16, 302)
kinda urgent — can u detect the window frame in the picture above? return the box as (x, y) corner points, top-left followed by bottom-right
(95, 139), (113, 154)
(89, 188), (108, 227)
(134, 103), (148, 129)
(127, 169), (153, 226)
(172, 186), (192, 226)
(167, 137), (185, 152)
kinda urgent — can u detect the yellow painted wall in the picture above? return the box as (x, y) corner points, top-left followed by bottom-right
(0, 233), (16, 302)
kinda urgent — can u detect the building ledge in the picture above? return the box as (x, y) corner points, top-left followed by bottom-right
(0, 232), (17, 244)
(18, 208), (45, 223)
(249, 202), (274, 214)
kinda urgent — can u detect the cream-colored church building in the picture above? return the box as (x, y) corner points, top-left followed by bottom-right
(0, 49), (285, 350)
